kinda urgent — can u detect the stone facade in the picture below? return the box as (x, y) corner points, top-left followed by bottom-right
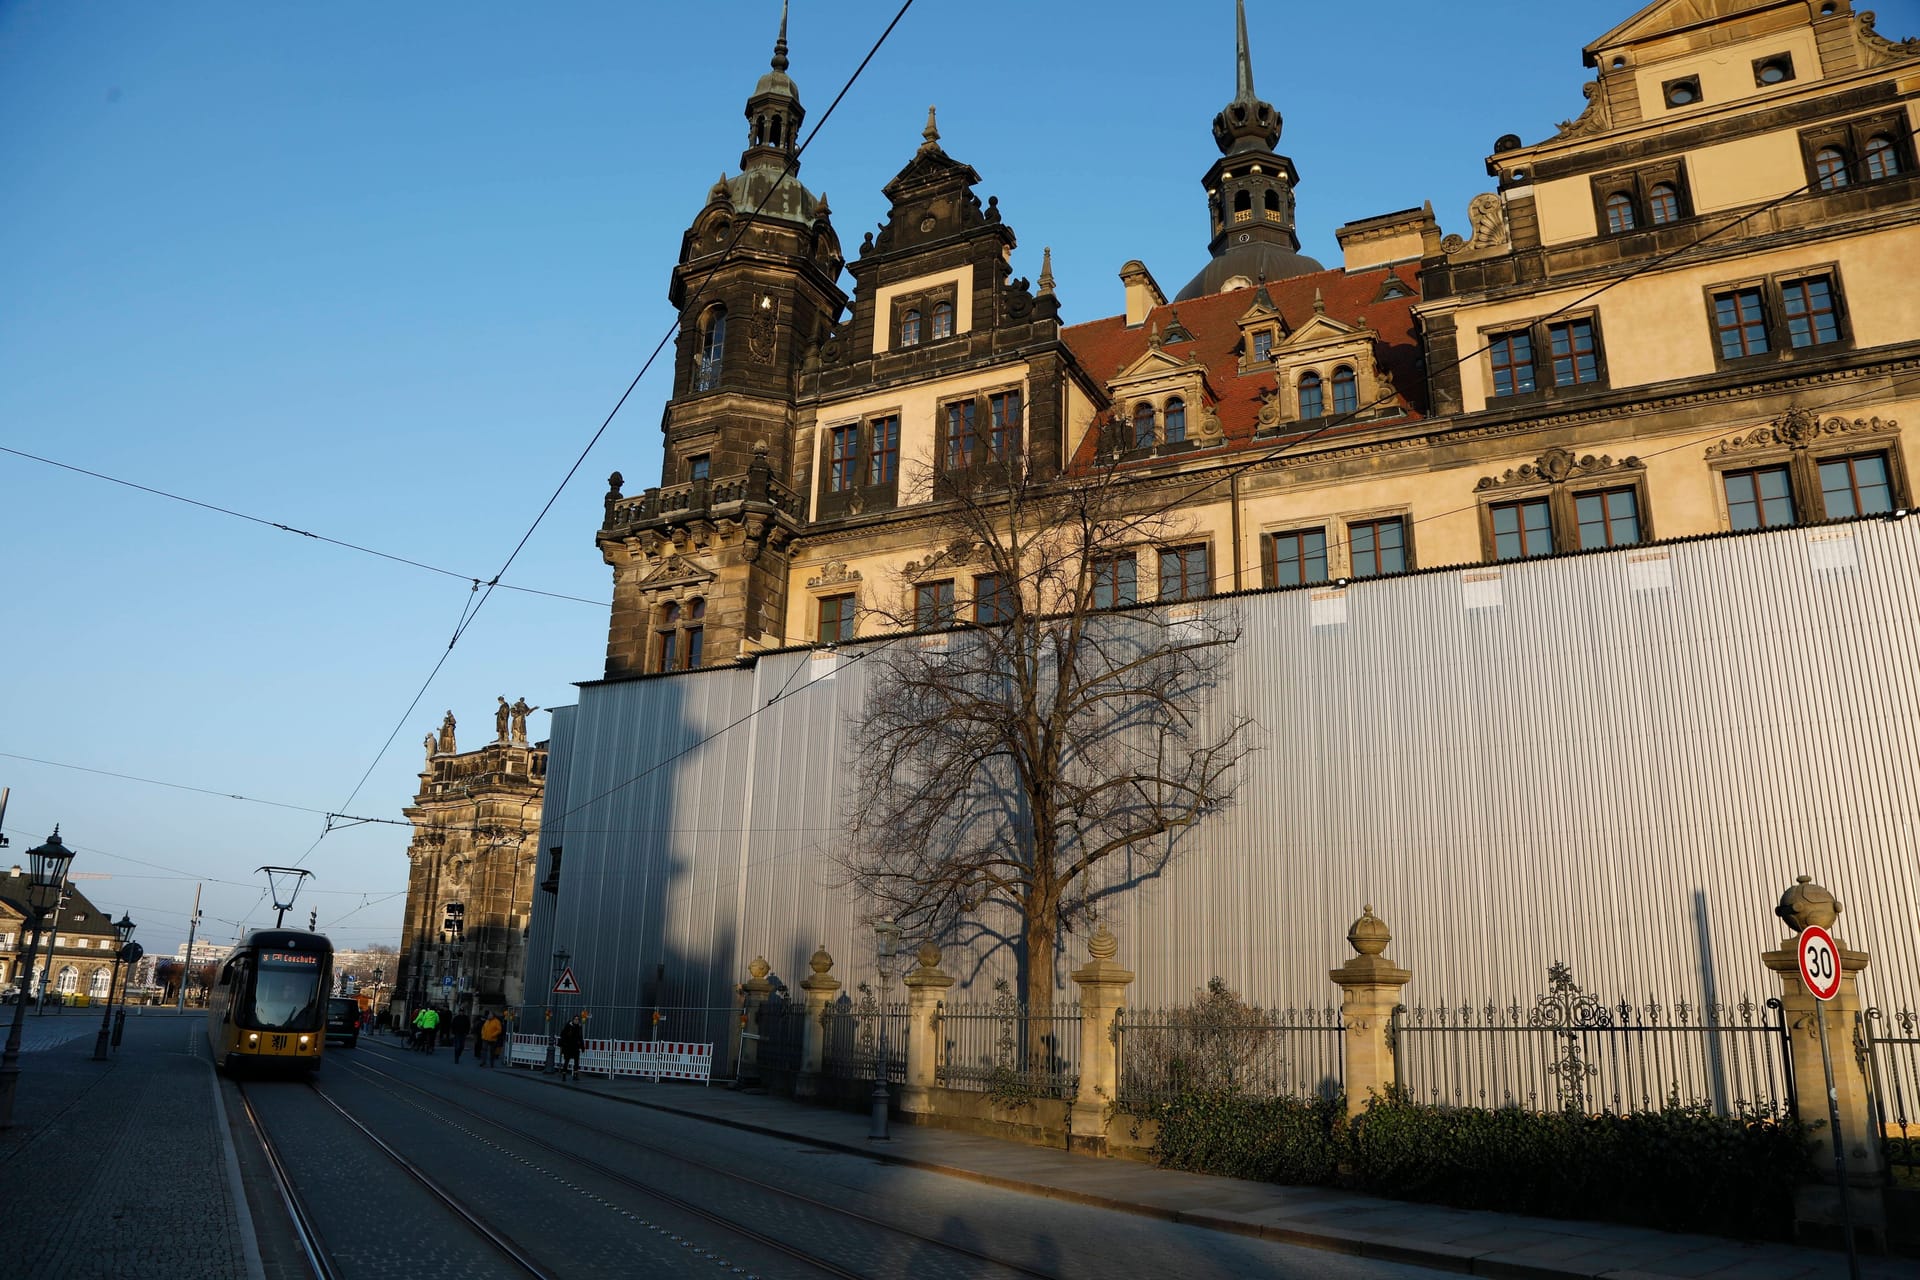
(0, 871), (131, 1005)
(395, 703), (546, 1020)
(593, 0), (1917, 675)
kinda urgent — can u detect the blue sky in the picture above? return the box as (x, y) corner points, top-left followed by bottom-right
(9, 0), (1904, 954)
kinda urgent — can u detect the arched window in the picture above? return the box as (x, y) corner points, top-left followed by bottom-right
(90, 968), (111, 999)
(1263, 188), (1280, 213)
(900, 309), (922, 347)
(56, 965), (78, 995)
(1814, 147), (1850, 190)
(1864, 135), (1900, 181)
(1164, 397), (1187, 444)
(696, 306), (726, 391)
(1332, 366), (1358, 415)
(1604, 191), (1636, 233)
(753, 115), (766, 147)
(1233, 190), (1252, 213)
(931, 300), (954, 340)
(1298, 372), (1324, 419)
(769, 115), (783, 147)
(1648, 183), (1680, 225)
(685, 599), (706, 669)
(1133, 403), (1156, 449)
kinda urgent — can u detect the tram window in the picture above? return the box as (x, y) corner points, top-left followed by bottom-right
(249, 953), (325, 1030)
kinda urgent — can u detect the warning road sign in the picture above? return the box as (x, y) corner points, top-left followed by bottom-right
(1797, 926), (1841, 1001)
(553, 966), (582, 996)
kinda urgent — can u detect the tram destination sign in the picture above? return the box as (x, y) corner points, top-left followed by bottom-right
(1797, 925), (1842, 1002)
(263, 951), (320, 966)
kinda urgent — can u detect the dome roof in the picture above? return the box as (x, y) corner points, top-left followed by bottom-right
(1176, 241), (1324, 302)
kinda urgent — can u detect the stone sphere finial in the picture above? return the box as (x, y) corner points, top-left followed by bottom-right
(1776, 875), (1842, 931)
(1347, 905), (1391, 957)
(1088, 923), (1119, 961)
(809, 944), (834, 975)
(752, 439), (771, 459)
(915, 940), (941, 970)
(748, 955), (771, 981)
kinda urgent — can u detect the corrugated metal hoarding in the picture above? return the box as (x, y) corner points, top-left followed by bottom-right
(527, 518), (1920, 1040)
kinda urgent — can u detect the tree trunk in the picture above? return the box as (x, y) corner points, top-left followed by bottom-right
(1022, 903), (1057, 1077)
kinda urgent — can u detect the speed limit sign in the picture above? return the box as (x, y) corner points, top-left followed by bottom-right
(1798, 925), (1842, 1001)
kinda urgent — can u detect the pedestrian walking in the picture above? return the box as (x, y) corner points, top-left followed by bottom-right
(449, 1009), (472, 1063)
(479, 1010), (504, 1067)
(412, 1005), (441, 1053)
(559, 1014), (584, 1080)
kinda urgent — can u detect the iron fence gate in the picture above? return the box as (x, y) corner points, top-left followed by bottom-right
(820, 987), (907, 1084)
(1394, 964), (1793, 1117)
(933, 985), (1080, 1100)
(1864, 1006), (1919, 1185)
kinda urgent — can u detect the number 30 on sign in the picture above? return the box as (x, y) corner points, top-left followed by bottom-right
(1797, 925), (1842, 1001)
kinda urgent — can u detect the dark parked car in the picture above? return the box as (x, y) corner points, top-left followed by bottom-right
(325, 996), (360, 1048)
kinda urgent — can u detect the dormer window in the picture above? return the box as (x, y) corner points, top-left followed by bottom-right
(900, 309), (923, 347)
(1332, 367), (1358, 415)
(931, 301), (955, 340)
(1133, 403), (1156, 450)
(1298, 372), (1324, 420)
(1253, 331), (1274, 362)
(1164, 397), (1187, 444)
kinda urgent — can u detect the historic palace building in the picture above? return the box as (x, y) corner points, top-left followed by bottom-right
(596, 0), (1918, 677)
(394, 700), (546, 1020)
(1, 865), (129, 1004)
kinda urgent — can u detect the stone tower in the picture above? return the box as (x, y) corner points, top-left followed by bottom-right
(598, 2), (850, 677)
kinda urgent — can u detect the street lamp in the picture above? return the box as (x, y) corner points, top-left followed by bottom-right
(91, 913), (136, 1061)
(0, 829), (77, 1128)
(869, 918), (901, 1142)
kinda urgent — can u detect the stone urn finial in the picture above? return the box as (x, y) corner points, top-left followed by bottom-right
(748, 955), (771, 981)
(1776, 875), (1842, 931)
(1088, 923), (1119, 962)
(809, 945), (834, 975)
(1347, 905), (1391, 957)
(915, 940), (941, 971)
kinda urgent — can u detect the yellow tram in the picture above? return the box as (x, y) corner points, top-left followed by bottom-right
(208, 929), (333, 1073)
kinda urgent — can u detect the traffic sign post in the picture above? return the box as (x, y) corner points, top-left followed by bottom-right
(1798, 925), (1860, 1280)
(553, 967), (582, 996)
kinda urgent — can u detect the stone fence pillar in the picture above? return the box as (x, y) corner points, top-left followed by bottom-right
(795, 945), (839, 1101)
(901, 942), (954, 1117)
(734, 956), (773, 1086)
(1069, 924), (1134, 1155)
(1761, 875), (1885, 1244)
(1328, 906), (1411, 1118)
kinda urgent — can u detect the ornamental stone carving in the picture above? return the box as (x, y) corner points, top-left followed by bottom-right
(1705, 408), (1898, 458)
(1475, 446), (1644, 492)
(1467, 193), (1509, 251)
(1775, 874), (1842, 932)
(806, 560), (862, 589)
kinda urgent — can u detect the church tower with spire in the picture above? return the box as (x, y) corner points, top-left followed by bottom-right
(1176, 0), (1323, 300)
(597, 2), (849, 678)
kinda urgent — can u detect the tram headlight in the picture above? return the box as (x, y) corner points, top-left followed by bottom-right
(298, 1035), (310, 1046)
(247, 1033), (259, 1045)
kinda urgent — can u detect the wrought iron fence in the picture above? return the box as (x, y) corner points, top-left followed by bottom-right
(820, 985), (906, 1084)
(1116, 1002), (1343, 1105)
(1394, 964), (1793, 1117)
(933, 984), (1080, 1100)
(1864, 1006), (1920, 1185)
(754, 997), (807, 1074)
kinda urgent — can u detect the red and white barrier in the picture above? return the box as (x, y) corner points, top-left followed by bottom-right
(503, 1031), (713, 1084)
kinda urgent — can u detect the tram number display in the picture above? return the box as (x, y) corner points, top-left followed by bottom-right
(1797, 926), (1842, 1002)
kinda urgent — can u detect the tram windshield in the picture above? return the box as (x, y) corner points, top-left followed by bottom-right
(247, 950), (326, 1030)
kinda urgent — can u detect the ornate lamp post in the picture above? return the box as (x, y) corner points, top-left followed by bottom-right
(868, 918), (901, 1141)
(0, 829), (77, 1127)
(91, 913), (136, 1061)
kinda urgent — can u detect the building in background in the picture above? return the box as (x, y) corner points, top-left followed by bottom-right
(0, 867), (131, 1005)
(394, 701), (546, 1021)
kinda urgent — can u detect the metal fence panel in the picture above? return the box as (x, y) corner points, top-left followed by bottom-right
(934, 993), (1081, 1100)
(1865, 1006), (1920, 1184)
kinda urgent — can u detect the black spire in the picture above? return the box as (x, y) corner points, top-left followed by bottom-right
(741, 1), (805, 173)
(1211, 0), (1281, 155)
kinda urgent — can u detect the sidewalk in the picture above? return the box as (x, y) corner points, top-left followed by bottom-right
(512, 1066), (1914, 1280)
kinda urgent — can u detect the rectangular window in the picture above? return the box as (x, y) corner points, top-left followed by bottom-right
(817, 593), (856, 643)
(827, 425), (859, 493)
(1489, 332), (1535, 397)
(1818, 452), (1893, 518)
(1781, 276), (1839, 349)
(868, 415), (899, 486)
(944, 401), (976, 471)
(973, 573), (1012, 624)
(1349, 517), (1407, 578)
(1253, 331), (1273, 362)
(1723, 466), (1796, 530)
(1491, 498), (1552, 560)
(1268, 529), (1328, 587)
(1548, 319), (1598, 387)
(657, 630), (677, 670)
(1574, 486), (1642, 549)
(914, 580), (955, 630)
(1714, 288), (1770, 359)
(688, 454), (711, 482)
(684, 626), (703, 669)
(1090, 553), (1137, 609)
(1158, 545), (1211, 602)
(988, 391), (1021, 462)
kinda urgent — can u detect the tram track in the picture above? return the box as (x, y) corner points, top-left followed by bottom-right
(347, 1045), (1063, 1280)
(234, 1074), (558, 1280)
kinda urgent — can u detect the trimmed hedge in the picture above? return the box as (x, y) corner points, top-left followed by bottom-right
(1130, 1089), (1810, 1240)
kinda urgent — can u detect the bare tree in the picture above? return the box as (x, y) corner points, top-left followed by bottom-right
(837, 451), (1256, 1019)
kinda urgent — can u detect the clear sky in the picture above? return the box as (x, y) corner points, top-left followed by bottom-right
(9, 0), (1911, 956)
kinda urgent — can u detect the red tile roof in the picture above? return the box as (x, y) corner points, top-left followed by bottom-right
(1059, 263), (1426, 463)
